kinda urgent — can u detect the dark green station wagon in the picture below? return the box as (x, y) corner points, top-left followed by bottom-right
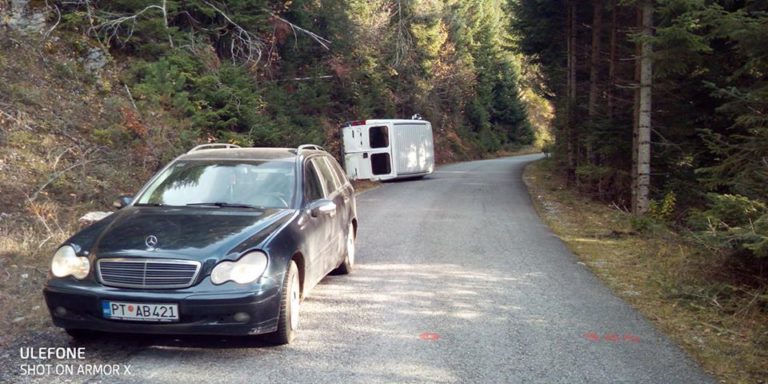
(43, 144), (357, 344)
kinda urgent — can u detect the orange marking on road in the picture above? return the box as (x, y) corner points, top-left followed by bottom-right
(419, 332), (440, 341)
(583, 332), (601, 342)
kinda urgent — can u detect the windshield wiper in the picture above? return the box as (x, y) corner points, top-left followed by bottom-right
(134, 203), (165, 207)
(186, 202), (264, 209)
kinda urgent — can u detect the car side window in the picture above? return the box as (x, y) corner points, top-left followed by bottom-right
(312, 158), (340, 196)
(321, 157), (345, 190)
(327, 157), (349, 187)
(304, 161), (324, 202)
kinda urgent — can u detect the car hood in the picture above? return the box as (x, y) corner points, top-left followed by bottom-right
(73, 206), (296, 262)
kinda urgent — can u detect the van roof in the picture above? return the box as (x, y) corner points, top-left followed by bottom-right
(366, 119), (429, 124)
(343, 119), (430, 127)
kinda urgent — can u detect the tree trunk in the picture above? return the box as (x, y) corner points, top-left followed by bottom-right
(587, 0), (604, 186)
(607, 0), (617, 119)
(566, 1), (577, 183)
(633, 0), (653, 215)
(588, 0), (603, 119)
(631, 6), (640, 212)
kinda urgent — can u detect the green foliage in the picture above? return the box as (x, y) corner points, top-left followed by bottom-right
(92, 126), (131, 147)
(697, 128), (768, 199)
(651, 192), (678, 221)
(649, 191), (677, 221)
(512, 0), (768, 259)
(56, 0), (534, 157)
(575, 163), (613, 191)
(59, 11), (91, 33)
(630, 215), (667, 235)
(689, 194), (768, 258)
(128, 52), (273, 143)
(657, 1), (768, 259)
(493, 59), (532, 144)
(690, 194), (766, 230)
(129, 53), (199, 110)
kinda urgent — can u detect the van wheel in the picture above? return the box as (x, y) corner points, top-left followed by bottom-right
(334, 223), (355, 275)
(266, 261), (300, 345)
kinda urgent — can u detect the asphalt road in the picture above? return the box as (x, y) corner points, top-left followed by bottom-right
(3, 154), (714, 383)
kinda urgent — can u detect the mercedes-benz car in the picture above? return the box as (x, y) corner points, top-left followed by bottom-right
(43, 144), (357, 344)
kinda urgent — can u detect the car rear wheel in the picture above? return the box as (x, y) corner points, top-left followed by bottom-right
(334, 223), (355, 275)
(266, 260), (300, 345)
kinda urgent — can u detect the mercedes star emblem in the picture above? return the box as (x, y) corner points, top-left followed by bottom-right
(145, 235), (159, 249)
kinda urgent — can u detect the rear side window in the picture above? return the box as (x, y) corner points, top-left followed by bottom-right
(369, 126), (389, 148)
(304, 161), (324, 202)
(312, 157), (340, 196)
(327, 157), (349, 187)
(371, 153), (391, 175)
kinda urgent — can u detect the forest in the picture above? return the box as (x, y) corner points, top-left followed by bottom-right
(45, 0), (538, 160)
(514, 0), (767, 262)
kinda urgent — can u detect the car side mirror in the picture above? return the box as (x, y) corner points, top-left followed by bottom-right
(113, 195), (133, 209)
(309, 199), (336, 218)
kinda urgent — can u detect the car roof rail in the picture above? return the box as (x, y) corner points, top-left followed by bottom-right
(297, 144), (325, 152)
(187, 143), (242, 153)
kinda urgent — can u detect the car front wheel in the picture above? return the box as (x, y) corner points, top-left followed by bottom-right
(266, 260), (300, 345)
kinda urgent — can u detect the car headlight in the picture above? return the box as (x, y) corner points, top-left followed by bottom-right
(51, 245), (90, 279)
(210, 251), (268, 285)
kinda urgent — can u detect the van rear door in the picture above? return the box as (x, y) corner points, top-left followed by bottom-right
(365, 123), (395, 180)
(341, 122), (395, 181)
(342, 125), (365, 180)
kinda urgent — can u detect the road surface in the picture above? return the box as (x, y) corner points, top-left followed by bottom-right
(2, 155), (714, 383)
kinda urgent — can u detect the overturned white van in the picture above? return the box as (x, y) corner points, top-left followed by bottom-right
(341, 119), (435, 181)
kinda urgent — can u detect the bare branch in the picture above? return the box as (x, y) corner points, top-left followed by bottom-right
(265, 75), (334, 83)
(92, 3), (170, 47)
(65, 1), (329, 66)
(29, 147), (101, 202)
(202, 0), (265, 64)
(0, 109), (34, 131)
(42, 0), (62, 42)
(51, 146), (77, 171)
(124, 84), (139, 112)
(267, 12), (331, 51)
(161, 0), (173, 48)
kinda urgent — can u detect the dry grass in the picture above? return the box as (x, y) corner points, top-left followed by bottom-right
(0, 220), (73, 347)
(0, 31), (171, 349)
(524, 159), (768, 384)
(0, 126), (130, 349)
(351, 179), (380, 194)
(494, 145), (542, 158)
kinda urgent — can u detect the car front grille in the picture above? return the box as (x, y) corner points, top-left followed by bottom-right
(97, 258), (201, 289)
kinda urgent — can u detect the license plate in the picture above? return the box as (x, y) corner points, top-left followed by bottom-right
(102, 300), (179, 322)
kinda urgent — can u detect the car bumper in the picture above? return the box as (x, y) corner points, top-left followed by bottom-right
(43, 278), (282, 336)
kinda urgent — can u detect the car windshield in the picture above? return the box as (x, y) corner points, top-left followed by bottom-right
(135, 160), (296, 209)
